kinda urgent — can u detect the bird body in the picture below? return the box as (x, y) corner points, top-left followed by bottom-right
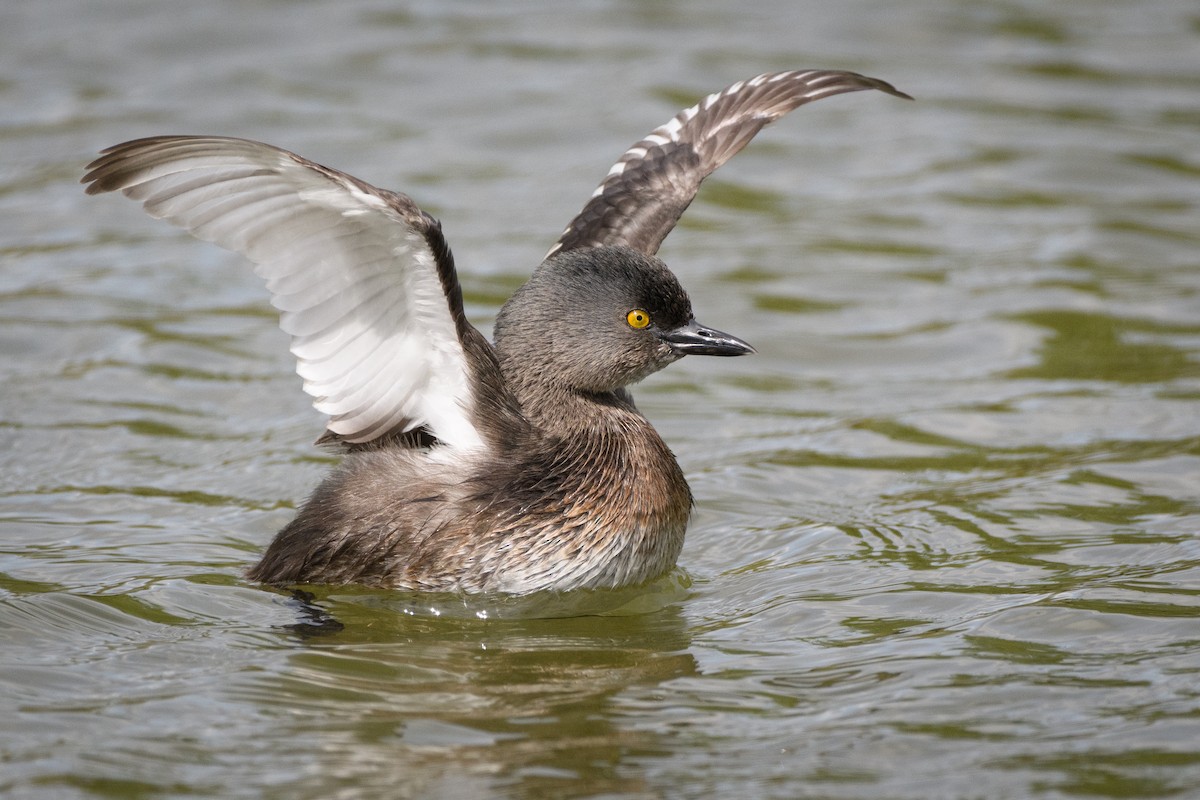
(83, 70), (911, 594)
(253, 387), (690, 593)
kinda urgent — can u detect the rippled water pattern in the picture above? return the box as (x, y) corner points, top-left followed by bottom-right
(3, 1), (1199, 798)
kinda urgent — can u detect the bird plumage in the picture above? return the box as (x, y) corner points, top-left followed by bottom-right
(82, 69), (910, 594)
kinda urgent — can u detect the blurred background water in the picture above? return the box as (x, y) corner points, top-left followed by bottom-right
(2, 0), (1199, 798)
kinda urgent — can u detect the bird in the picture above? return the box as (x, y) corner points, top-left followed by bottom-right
(83, 69), (911, 595)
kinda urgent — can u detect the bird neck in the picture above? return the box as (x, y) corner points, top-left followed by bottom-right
(506, 373), (640, 437)
(494, 348), (682, 484)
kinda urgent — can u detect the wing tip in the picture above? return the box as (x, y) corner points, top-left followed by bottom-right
(858, 73), (914, 102)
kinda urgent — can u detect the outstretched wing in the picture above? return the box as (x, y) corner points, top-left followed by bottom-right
(548, 69), (912, 259)
(83, 136), (488, 450)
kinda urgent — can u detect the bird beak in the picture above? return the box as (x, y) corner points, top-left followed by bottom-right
(658, 318), (756, 357)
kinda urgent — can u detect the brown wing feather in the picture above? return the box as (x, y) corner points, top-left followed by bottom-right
(548, 70), (912, 259)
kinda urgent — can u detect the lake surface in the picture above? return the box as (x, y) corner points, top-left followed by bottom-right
(2, 1), (1199, 797)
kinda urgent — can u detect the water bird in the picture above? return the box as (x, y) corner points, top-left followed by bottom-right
(83, 69), (911, 594)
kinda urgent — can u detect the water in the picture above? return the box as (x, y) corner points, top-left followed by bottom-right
(3, 0), (1199, 797)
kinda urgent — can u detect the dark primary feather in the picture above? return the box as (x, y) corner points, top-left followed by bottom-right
(548, 69), (912, 259)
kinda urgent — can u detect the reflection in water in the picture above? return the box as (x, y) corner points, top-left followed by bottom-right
(284, 590), (346, 637)
(240, 600), (697, 798)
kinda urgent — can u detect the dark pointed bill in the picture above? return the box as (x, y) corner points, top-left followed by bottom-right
(659, 318), (756, 357)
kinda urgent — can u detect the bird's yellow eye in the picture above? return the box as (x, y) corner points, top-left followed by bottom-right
(626, 309), (651, 329)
